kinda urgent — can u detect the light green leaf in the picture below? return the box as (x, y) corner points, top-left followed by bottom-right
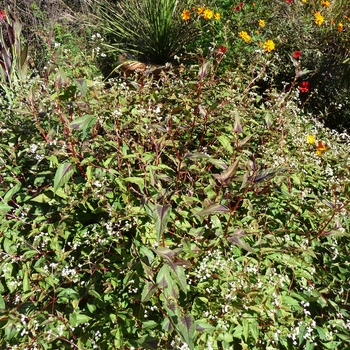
(195, 203), (229, 217)
(69, 312), (92, 327)
(23, 266), (30, 292)
(213, 159), (239, 186)
(70, 114), (96, 139)
(217, 135), (233, 153)
(227, 229), (255, 253)
(0, 203), (12, 215)
(124, 177), (144, 191)
(195, 321), (216, 333)
(53, 162), (75, 193)
(3, 183), (21, 203)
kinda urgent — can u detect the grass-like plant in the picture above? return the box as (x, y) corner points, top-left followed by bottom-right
(93, 0), (197, 64)
(0, 10), (29, 88)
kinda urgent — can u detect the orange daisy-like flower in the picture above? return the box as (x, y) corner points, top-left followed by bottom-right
(316, 140), (328, 156)
(264, 39), (275, 52)
(203, 9), (214, 20)
(181, 9), (190, 21)
(314, 11), (325, 25)
(214, 12), (221, 20)
(338, 22), (344, 32)
(197, 7), (205, 15)
(239, 31), (252, 43)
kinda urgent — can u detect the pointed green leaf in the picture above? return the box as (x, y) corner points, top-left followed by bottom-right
(217, 135), (233, 153)
(3, 183), (21, 203)
(70, 114), (96, 139)
(195, 321), (216, 333)
(227, 229), (255, 253)
(177, 314), (195, 349)
(0, 203), (12, 215)
(124, 177), (144, 191)
(195, 203), (229, 216)
(213, 159), (239, 186)
(168, 263), (187, 295)
(53, 162), (75, 193)
(233, 115), (243, 134)
(141, 282), (158, 302)
(23, 266), (30, 292)
(154, 204), (171, 242)
(69, 312), (92, 327)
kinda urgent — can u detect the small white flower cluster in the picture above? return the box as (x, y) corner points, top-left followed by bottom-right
(91, 33), (106, 58)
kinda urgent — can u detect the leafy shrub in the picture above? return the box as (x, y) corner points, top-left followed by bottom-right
(1, 2), (350, 349)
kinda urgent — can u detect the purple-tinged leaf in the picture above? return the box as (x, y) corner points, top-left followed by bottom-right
(195, 203), (229, 217)
(227, 229), (255, 253)
(213, 159), (239, 186)
(53, 162), (75, 193)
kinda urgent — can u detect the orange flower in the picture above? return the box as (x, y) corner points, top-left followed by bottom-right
(214, 12), (221, 20)
(197, 7), (205, 15)
(264, 40), (275, 52)
(316, 140), (328, 156)
(203, 9), (214, 20)
(181, 9), (190, 21)
(338, 22), (344, 32)
(314, 11), (325, 25)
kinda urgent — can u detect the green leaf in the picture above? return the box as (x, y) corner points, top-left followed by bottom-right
(243, 319), (249, 341)
(69, 312), (92, 327)
(75, 78), (88, 98)
(23, 266), (30, 292)
(177, 314), (195, 349)
(156, 264), (179, 299)
(0, 203), (12, 215)
(141, 282), (158, 302)
(169, 263), (187, 295)
(213, 159), (239, 186)
(0, 295), (5, 310)
(227, 229), (255, 253)
(3, 183), (21, 203)
(70, 114), (96, 139)
(3, 237), (16, 255)
(195, 321), (216, 333)
(53, 162), (75, 193)
(195, 203), (229, 216)
(30, 192), (54, 203)
(124, 177), (144, 191)
(217, 135), (233, 153)
(154, 204), (171, 243)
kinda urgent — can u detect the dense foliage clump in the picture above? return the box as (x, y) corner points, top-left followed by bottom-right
(1, 1), (350, 349)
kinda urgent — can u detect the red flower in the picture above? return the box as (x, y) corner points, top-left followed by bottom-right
(217, 46), (227, 55)
(286, 0), (294, 3)
(299, 81), (310, 93)
(0, 10), (6, 21)
(293, 51), (302, 59)
(232, 2), (244, 11)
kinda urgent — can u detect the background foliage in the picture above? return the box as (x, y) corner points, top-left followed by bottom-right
(1, 0), (350, 349)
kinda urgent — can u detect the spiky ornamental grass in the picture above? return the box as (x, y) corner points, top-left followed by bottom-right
(94, 0), (198, 64)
